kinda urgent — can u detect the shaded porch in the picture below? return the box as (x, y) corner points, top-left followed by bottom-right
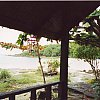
(0, 1), (99, 100)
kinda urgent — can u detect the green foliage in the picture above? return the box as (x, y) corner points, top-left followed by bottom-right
(31, 50), (38, 56)
(86, 79), (96, 84)
(0, 70), (11, 80)
(92, 80), (100, 100)
(74, 44), (100, 80)
(20, 51), (34, 57)
(70, 8), (100, 47)
(14, 72), (40, 84)
(19, 42), (100, 59)
(75, 45), (100, 60)
(2, 44), (12, 50)
(42, 46), (52, 57)
(69, 8), (100, 81)
(16, 77), (36, 84)
(69, 42), (80, 58)
(48, 60), (60, 72)
(0, 69), (60, 92)
(16, 33), (28, 46)
(20, 44), (61, 57)
(0, 82), (12, 92)
(41, 44), (61, 57)
(0, 42), (18, 50)
(52, 60), (60, 69)
(20, 51), (30, 56)
(89, 9), (100, 17)
(74, 32), (100, 47)
(69, 42), (100, 59)
(46, 74), (60, 82)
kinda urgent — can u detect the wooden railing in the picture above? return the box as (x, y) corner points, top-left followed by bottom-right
(0, 81), (60, 100)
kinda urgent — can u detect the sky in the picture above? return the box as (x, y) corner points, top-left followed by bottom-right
(0, 26), (21, 43)
(0, 26), (57, 45)
(0, 26), (22, 55)
(0, 26), (58, 55)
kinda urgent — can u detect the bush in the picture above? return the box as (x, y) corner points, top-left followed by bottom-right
(92, 80), (100, 100)
(69, 42), (80, 58)
(48, 60), (60, 72)
(0, 70), (11, 80)
(40, 44), (61, 57)
(86, 79), (96, 84)
(20, 44), (61, 57)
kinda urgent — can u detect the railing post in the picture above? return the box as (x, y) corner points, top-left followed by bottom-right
(30, 89), (36, 100)
(58, 83), (60, 99)
(9, 95), (15, 100)
(0, 82), (59, 100)
(45, 86), (51, 100)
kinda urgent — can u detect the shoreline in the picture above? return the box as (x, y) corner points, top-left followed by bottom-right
(0, 55), (100, 73)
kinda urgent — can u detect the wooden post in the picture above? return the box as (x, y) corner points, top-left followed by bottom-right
(30, 89), (36, 100)
(9, 95), (15, 100)
(45, 86), (51, 100)
(59, 32), (69, 100)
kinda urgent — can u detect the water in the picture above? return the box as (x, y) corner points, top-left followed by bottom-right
(0, 54), (56, 71)
(0, 54), (100, 72)
(0, 55), (40, 70)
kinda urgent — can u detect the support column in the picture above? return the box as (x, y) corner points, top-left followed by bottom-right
(59, 32), (69, 100)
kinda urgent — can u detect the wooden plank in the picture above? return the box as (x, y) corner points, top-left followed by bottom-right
(9, 95), (15, 100)
(45, 86), (51, 100)
(30, 90), (36, 100)
(0, 82), (60, 99)
(58, 83), (60, 99)
(68, 86), (95, 98)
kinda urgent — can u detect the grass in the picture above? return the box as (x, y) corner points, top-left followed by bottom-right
(0, 69), (11, 80)
(46, 74), (60, 83)
(0, 70), (60, 92)
(0, 82), (11, 92)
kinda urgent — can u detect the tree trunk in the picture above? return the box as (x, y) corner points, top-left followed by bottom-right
(36, 41), (46, 84)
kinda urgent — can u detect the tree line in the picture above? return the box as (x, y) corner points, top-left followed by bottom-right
(20, 42), (100, 58)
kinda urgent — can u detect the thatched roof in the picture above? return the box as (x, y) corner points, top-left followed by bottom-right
(0, 2), (99, 40)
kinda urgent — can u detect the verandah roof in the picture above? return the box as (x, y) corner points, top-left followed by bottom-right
(0, 2), (99, 40)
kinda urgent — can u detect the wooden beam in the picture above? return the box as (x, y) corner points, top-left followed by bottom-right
(59, 32), (69, 100)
